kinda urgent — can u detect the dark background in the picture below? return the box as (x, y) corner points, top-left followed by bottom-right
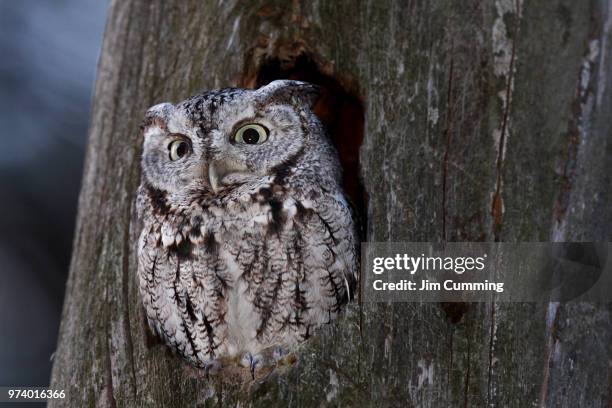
(0, 0), (108, 387)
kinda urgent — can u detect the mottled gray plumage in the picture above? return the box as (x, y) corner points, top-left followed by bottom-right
(136, 80), (358, 370)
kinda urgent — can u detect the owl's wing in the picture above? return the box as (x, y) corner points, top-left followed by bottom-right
(231, 191), (358, 344)
(166, 244), (226, 366)
(138, 217), (225, 367)
(297, 192), (359, 316)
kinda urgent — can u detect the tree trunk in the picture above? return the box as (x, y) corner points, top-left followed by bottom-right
(50, 0), (612, 406)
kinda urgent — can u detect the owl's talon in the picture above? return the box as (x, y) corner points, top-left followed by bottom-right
(239, 352), (263, 380)
(240, 352), (253, 368)
(272, 347), (285, 362)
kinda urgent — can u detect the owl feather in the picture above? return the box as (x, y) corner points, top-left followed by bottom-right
(137, 80), (359, 369)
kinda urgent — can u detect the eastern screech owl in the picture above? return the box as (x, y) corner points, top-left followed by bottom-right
(136, 80), (358, 373)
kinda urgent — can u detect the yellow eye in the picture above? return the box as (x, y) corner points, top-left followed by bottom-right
(168, 139), (190, 161)
(233, 124), (268, 145)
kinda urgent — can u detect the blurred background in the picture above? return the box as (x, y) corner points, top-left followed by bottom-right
(0, 0), (108, 387)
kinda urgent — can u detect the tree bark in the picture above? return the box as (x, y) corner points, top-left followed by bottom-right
(50, 0), (612, 406)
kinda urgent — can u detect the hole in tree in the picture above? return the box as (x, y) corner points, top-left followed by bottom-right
(250, 53), (366, 238)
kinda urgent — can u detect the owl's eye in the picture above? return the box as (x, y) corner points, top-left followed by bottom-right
(168, 139), (190, 161)
(233, 124), (269, 145)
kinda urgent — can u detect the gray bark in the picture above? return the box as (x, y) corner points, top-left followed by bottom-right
(50, 0), (612, 406)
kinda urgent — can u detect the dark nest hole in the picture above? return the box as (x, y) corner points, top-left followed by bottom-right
(253, 53), (367, 238)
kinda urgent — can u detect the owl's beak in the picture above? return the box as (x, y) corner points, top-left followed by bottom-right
(200, 162), (219, 193)
(206, 160), (248, 193)
(208, 161), (222, 193)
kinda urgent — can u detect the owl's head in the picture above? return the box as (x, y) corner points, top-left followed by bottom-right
(140, 80), (336, 199)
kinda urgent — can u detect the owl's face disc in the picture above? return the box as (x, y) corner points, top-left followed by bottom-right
(140, 80), (321, 202)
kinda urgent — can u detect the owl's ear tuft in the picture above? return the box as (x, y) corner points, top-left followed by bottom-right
(140, 102), (173, 134)
(258, 80), (321, 109)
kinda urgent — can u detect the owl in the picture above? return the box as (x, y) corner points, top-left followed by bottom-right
(136, 80), (358, 375)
